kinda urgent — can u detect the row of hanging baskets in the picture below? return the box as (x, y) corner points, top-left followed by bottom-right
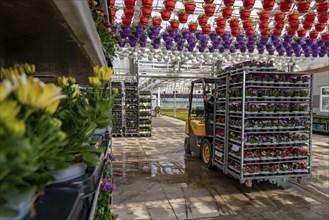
(107, 0), (329, 57)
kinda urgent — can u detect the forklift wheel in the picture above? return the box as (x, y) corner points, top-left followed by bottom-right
(201, 139), (212, 168)
(184, 137), (191, 154)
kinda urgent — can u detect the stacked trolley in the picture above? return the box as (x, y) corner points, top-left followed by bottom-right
(111, 82), (123, 136)
(124, 82), (139, 136)
(139, 91), (152, 136)
(214, 65), (312, 187)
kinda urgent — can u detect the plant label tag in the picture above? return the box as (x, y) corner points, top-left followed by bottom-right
(216, 151), (223, 157)
(232, 144), (240, 152)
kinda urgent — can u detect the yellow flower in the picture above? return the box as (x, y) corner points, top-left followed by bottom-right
(58, 76), (76, 88)
(112, 88), (118, 96)
(0, 80), (13, 102)
(89, 76), (101, 87)
(93, 66), (113, 83)
(15, 74), (66, 114)
(0, 100), (25, 137)
(72, 88), (80, 98)
(1, 67), (19, 80)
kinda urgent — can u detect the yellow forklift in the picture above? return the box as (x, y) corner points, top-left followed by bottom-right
(184, 78), (216, 167)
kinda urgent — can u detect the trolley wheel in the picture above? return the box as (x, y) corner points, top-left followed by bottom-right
(201, 139), (212, 168)
(184, 137), (191, 154)
(245, 180), (253, 188)
(297, 177), (302, 183)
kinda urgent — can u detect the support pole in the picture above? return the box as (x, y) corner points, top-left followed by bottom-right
(157, 88), (160, 107)
(174, 80), (176, 118)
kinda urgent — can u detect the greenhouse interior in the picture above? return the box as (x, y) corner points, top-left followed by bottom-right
(0, 0), (328, 220)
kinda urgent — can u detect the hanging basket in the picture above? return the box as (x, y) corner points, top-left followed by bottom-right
(231, 28), (240, 36)
(178, 13), (188, 23)
(142, 0), (153, 7)
(140, 16), (149, 26)
(185, 3), (196, 14)
(222, 7), (233, 19)
(122, 16), (132, 27)
(316, 3), (329, 13)
(141, 7), (152, 18)
(304, 13), (316, 23)
(297, 2), (310, 13)
(279, 1), (293, 12)
(315, 23), (326, 32)
(310, 31), (319, 39)
(297, 29), (307, 37)
(215, 27), (225, 36)
(161, 9), (172, 21)
(243, 20), (253, 29)
(198, 16), (209, 26)
(240, 9), (251, 20)
(124, 7), (135, 18)
(243, 0), (255, 9)
(245, 29), (254, 36)
(262, 0), (275, 11)
(223, 0), (235, 7)
(216, 18), (226, 27)
(124, 0), (136, 7)
(164, 0), (176, 11)
(274, 12), (285, 22)
(204, 5), (216, 17)
(202, 25), (211, 34)
(152, 17), (162, 27)
(258, 11), (270, 21)
(188, 23), (198, 33)
(170, 21), (180, 30)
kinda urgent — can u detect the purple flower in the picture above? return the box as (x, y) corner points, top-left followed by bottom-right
(100, 178), (117, 192)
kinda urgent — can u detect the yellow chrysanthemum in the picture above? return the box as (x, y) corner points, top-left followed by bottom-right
(0, 80), (13, 102)
(58, 76), (76, 88)
(0, 100), (25, 137)
(72, 88), (80, 98)
(1, 67), (19, 80)
(89, 76), (101, 87)
(93, 66), (113, 83)
(15, 74), (66, 114)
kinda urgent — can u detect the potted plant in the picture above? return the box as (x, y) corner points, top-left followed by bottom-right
(0, 65), (68, 219)
(164, 0), (176, 11)
(296, 0), (311, 13)
(140, 16), (149, 26)
(124, 0), (136, 7)
(142, 0), (153, 7)
(152, 15), (162, 27)
(258, 10), (270, 21)
(188, 21), (198, 33)
(316, 1), (329, 13)
(278, 0), (293, 12)
(288, 10), (300, 23)
(315, 22), (326, 32)
(309, 29), (319, 39)
(110, 6), (118, 18)
(274, 10), (286, 22)
(177, 9), (188, 23)
(122, 16), (132, 27)
(245, 28), (255, 36)
(303, 21), (313, 30)
(231, 28), (240, 36)
(141, 6), (152, 17)
(160, 8), (171, 21)
(318, 12), (329, 23)
(204, 4), (216, 17)
(240, 7), (251, 20)
(243, 0), (255, 9)
(124, 6), (134, 18)
(229, 17), (239, 28)
(215, 26), (225, 36)
(198, 14), (209, 26)
(222, 6), (233, 19)
(262, 0), (275, 10)
(321, 31), (329, 41)
(304, 11), (316, 23)
(202, 24), (211, 35)
(224, 0), (235, 6)
(184, 0), (196, 14)
(169, 18), (180, 30)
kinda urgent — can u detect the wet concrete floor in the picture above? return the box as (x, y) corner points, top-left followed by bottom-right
(112, 116), (329, 220)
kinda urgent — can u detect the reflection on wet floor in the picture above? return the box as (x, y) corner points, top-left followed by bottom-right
(112, 116), (329, 220)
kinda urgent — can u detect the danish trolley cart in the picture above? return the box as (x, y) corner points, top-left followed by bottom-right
(111, 81), (124, 136)
(213, 67), (312, 187)
(139, 91), (152, 136)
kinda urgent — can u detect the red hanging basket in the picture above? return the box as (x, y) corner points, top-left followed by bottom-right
(274, 22), (285, 30)
(289, 22), (299, 30)
(231, 28), (240, 37)
(229, 19), (239, 28)
(318, 13), (329, 23)
(240, 9), (251, 20)
(297, 29), (307, 37)
(288, 13), (299, 23)
(122, 16), (132, 27)
(279, 0), (293, 12)
(243, 0), (255, 9)
(152, 17), (162, 27)
(124, 7), (135, 18)
(287, 29), (297, 36)
(215, 27), (225, 36)
(304, 13), (316, 23)
(259, 21), (269, 30)
(204, 5), (216, 17)
(111, 8), (117, 17)
(262, 0), (275, 11)
(184, 3), (196, 14)
(243, 20), (253, 29)
(303, 22), (313, 30)
(142, 0), (153, 7)
(316, 3), (329, 13)
(245, 29), (254, 36)
(164, 0), (176, 11)
(216, 18), (226, 27)
(322, 33), (329, 41)
(170, 21), (180, 30)
(222, 7), (233, 19)
(223, 0), (235, 7)
(198, 16), (209, 26)
(178, 13), (188, 23)
(110, 0), (116, 7)
(205, 0), (215, 4)
(315, 23), (326, 32)
(188, 23), (198, 33)
(273, 29), (283, 37)
(258, 11), (270, 21)
(202, 25), (211, 34)
(260, 29), (270, 37)
(140, 16), (149, 26)
(124, 0), (136, 7)
(141, 7), (152, 18)
(160, 9), (172, 21)
(310, 31), (319, 39)
(297, 2), (310, 13)
(274, 12), (285, 22)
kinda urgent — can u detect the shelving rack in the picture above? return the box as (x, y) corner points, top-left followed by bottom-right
(124, 82), (139, 136)
(111, 82), (123, 136)
(214, 67), (312, 187)
(139, 91), (152, 136)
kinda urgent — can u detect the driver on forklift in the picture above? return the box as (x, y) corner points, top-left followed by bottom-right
(203, 89), (217, 135)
